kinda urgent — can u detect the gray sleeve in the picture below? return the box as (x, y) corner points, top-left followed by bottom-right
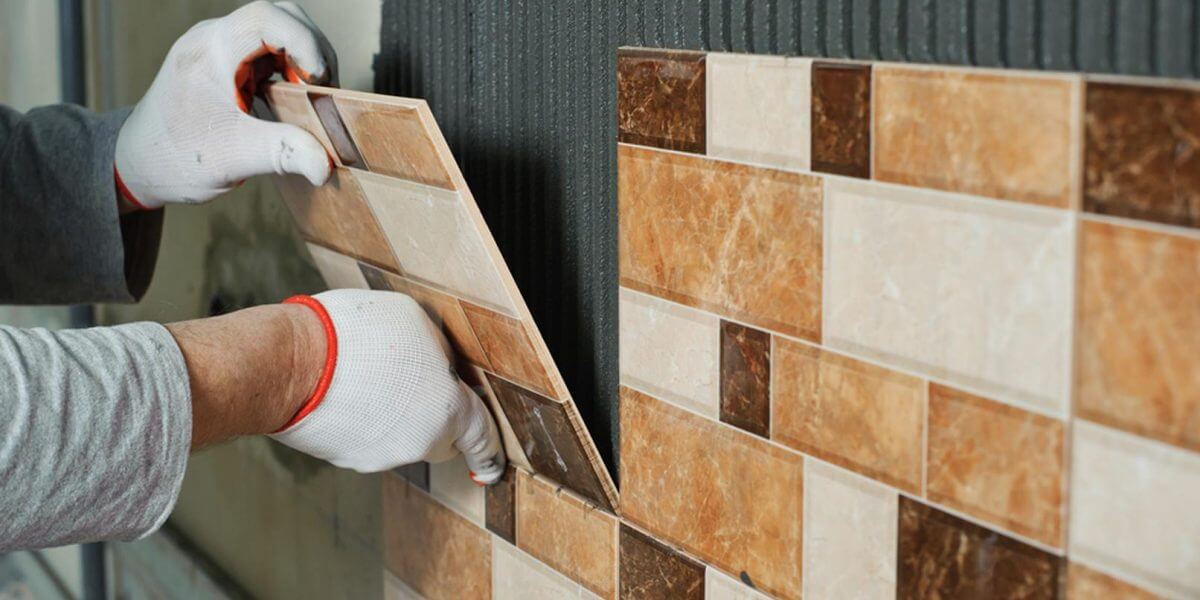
(0, 322), (192, 552)
(0, 104), (163, 304)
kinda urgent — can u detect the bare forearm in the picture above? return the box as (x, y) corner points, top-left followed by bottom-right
(166, 303), (325, 449)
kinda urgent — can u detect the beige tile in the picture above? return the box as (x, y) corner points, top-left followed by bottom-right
(824, 178), (1074, 415)
(1069, 421), (1200, 598)
(332, 94), (456, 189)
(803, 459), (898, 600)
(706, 53), (811, 170)
(619, 287), (720, 418)
(384, 569), (425, 600)
(493, 539), (585, 600)
(265, 83), (339, 166)
(428, 454), (485, 527)
(304, 243), (369, 290)
(873, 66), (1080, 208)
(705, 567), (771, 600)
(515, 471), (618, 599)
(355, 171), (517, 316)
(621, 386), (804, 600)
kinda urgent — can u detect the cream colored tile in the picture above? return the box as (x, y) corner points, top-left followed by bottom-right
(619, 288), (720, 418)
(803, 459), (897, 600)
(707, 53), (811, 171)
(355, 171), (517, 316)
(823, 178), (1074, 415)
(428, 455), (485, 527)
(492, 539), (585, 600)
(705, 567), (771, 600)
(1069, 421), (1200, 598)
(305, 243), (369, 290)
(384, 569), (425, 600)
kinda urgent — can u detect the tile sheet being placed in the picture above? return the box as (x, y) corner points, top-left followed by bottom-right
(266, 83), (618, 514)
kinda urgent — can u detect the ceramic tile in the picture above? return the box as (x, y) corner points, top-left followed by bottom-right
(332, 95), (455, 188)
(392, 462), (430, 493)
(355, 171), (517, 316)
(428, 454), (486, 527)
(476, 369), (534, 472)
(1084, 82), (1200, 228)
(493, 540), (586, 600)
(383, 474), (491, 600)
(927, 384), (1065, 547)
(515, 471), (618, 599)
(265, 83), (339, 166)
(803, 459), (898, 600)
(704, 568), (771, 600)
(772, 338), (924, 494)
(484, 466), (516, 544)
(824, 178), (1074, 415)
(811, 62), (871, 178)
(620, 386), (804, 600)
(277, 168), (400, 271)
(617, 48), (706, 153)
(487, 374), (615, 510)
(619, 287), (720, 419)
(305, 243), (370, 290)
(619, 145), (823, 341)
(897, 497), (1064, 599)
(462, 302), (561, 400)
(308, 91), (364, 167)
(1066, 563), (1159, 600)
(620, 524), (706, 599)
(358, 262), (395, 291)
(707, 53), (811, 170)
(1069, 421), (1200, 598)
(719, 321), (771, 437)
(1075, 220), (1200, 452)
(384, 569), (425, 600)
(874, 66), (1079, 208)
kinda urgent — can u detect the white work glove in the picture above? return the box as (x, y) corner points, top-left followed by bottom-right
(270, 290), (506, 484)
(115, 1), (337, 209)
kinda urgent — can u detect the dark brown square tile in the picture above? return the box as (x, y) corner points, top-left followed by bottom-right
(392, 462), (429, 492)
(811, 62), (871, 178)
(1085, 82), (1200, 229)
(618, 48), (706, 153)
(719, 321), (771, 437)
(619, 524), (705, 599)
(485, 466), (516, 544)
(358, 262), (397, 291)
(898, 497), (1064, 600)
(309, 91), (364, 168)
(486, 373), (614, 511)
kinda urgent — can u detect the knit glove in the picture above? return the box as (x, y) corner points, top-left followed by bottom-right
(114, 1), (337, 209)
(269, 290), (506, 484)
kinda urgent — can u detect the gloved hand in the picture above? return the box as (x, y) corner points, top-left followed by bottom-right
(270, 290), (506, 484)
(115, 1), (337, 209)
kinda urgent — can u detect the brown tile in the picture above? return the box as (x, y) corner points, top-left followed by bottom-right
(619, 524), (705, 600)
(927, 384), (1065, 547)
(1066, 562), (1159, 600)
(276, 167), (401, 272)
(772, 339), (924, 494)
(620, 386), (803, 600)
(462, 301), (557, 398)
(897, 497), (1065, 600)
(1076, 220), (1200, 452)
(332, 95), (456, 189)
(308, 91), (364, 167)
(358, 262), (395, 291)
(487, 373), (615, 510)
(383, 474), (490, 600)
(874, 66), (1078, 208)
(485, 466), (516, 544)
(811, 62), (871, 178)
(617, 48), (706, 153)
(392, 462), (429, 492)
(1084, 82), (1200, 228)
(618, 145), (823, 341)
(719, 321), (770, 437)
(515, 471), (618, 598)
(265, 83), (339, 166)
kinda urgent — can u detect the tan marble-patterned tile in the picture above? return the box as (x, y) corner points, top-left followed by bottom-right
(927, 384), (1065, 547)
(1066, 563), (1160, 600)
(515, 471), (617, 599)
(383, 474), (490, 600)
(707, 53), (811, 170)
(620, 386), (804, 600)
(493, 539), (586, 600)
(1076, 220), (1200, 452)
(618, 48), (706, 153)
(305, 243), (370, 290)
(874, 66), (1080, 208)
(265, 83), (339, 166)
(463, 302), (561, 400)
(619, 144), (822, 341)
(772, 339), (923, 494)
(332, 94), (455, 188)
(276, 168), (401, 271)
